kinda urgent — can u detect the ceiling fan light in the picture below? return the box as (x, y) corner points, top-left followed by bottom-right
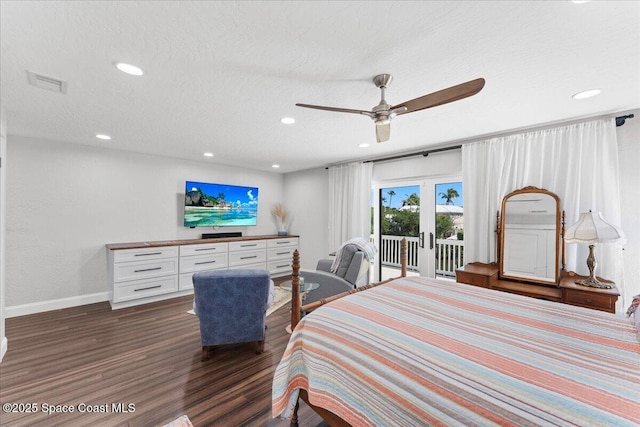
(280, 117), (295, 124)
(375, 121), (391, 143)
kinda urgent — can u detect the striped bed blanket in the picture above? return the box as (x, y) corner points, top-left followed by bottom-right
(272, 276), (640, 426)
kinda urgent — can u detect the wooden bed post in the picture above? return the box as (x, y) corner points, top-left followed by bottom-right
(290, 249), (301, 427)
(291, 249), (301, 329)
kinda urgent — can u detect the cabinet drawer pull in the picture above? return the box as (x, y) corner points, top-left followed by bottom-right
(135, 252), (162, 257)
(195, 248), (217, 252)
(276, 251), (290, 255)
(241, 255), (258, 260)
(134, 285), (162, 292)
(276, 264), (289, 268)
(134, 267), (162, 273)
(241, 244), (258, 247)
(276, 241), (289, 244)
(195, 261), (216, 265)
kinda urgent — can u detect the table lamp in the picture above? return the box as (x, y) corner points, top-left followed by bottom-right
(564, 211), (625, 289)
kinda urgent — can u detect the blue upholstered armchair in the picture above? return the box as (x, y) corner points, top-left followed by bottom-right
(192, 269), (272, 360)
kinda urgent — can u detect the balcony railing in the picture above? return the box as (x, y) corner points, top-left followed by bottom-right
(376, 235), (464, 278)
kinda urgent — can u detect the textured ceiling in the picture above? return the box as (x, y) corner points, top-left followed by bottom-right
(1, 1), (639, 173)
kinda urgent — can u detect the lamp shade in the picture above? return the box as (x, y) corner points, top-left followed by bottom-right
(564, 211), (625, 244)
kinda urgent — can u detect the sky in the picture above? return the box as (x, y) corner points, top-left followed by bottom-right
(375, 181), (463, 208)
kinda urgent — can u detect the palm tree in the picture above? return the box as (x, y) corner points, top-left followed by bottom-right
(403, 193), (420, 206)
(439, 188), (460, 205)
(387, 190), (396, 209)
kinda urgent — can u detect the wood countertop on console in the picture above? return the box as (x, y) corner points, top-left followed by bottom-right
(106, 234), (300, 250)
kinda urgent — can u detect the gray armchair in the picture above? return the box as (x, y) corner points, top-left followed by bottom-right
(192, 269), (272, 360)
(300, 243), (371, 305)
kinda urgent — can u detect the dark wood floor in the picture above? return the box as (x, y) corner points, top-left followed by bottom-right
(0, 290), (325, 427)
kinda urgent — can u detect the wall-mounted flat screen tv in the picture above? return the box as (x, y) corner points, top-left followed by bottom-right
(184, 181), (259, 227)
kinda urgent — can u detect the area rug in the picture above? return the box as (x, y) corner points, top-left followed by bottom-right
(186, 286), (291, 317)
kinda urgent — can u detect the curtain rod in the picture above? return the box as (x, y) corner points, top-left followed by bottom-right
(616, 114), (634, 126)
(363, 145), (462, 164)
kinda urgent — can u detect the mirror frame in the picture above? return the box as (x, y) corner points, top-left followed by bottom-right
(498, 186), (562, 286)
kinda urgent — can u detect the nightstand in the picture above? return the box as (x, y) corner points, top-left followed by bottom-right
(560, 273), (619, 313)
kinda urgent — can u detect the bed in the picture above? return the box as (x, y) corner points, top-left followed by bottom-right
(272, 248), (640, 426)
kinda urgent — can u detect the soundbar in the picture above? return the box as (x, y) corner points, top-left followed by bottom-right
(202, 232), (242, 239)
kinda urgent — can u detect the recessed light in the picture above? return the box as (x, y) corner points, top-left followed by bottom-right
(203, 152), (214, 157)
(96, 134), (111, 140)
(280, 117), (295, 125)
(114, 62), (144, 76)
(572, 89), (601, 99)
(359, 143), (370, 148)
(272, 164), (280, 168)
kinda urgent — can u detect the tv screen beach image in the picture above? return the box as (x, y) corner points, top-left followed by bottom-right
(184, 181), (259, 227)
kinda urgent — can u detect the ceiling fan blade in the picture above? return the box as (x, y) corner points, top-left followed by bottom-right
(375, 120), (390, 143)
(295, 103), (374, 117)
(391, 78), (485, 115)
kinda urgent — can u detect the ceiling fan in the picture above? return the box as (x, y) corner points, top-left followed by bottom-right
(296, 74), (485, 143)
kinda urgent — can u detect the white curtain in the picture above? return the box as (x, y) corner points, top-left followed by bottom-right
(462, 119), (627, 307)
(327, 162), (373, 252)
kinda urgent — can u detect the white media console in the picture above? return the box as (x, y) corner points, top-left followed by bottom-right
(106, 235), (299, 309)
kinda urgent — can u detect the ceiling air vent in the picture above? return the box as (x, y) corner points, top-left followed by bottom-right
(26, 70), (67, 94)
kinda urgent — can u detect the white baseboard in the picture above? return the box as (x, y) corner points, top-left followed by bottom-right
(5, 292), (111, 318)
(0, 336), (7, 363)
(109, 289), (193, 310)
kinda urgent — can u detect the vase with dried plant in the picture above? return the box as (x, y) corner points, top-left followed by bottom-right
(271, 204), (290, 236)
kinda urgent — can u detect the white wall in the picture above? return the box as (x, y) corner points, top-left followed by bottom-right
(616, 109), (640, 308)
(1, 104), (7, 361)
(283, 167), (329, 270)
(5, 135), (285, 313)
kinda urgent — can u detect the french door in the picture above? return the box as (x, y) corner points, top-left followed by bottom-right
(373, 179), (426, 281)
(372, 176), (463, 281)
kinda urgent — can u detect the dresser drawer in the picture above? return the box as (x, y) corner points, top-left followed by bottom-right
(179, 269), (228, 291)
(180, 242), (228, 256)
(228, 262), (267, 271)
(229, 249), (267, 266)
(113, 276), (178, 303)
(268, 259), (293, 275)
(563, 289), (616, 312)
(268, 246), (297, 260)
(113, 258), (178, 283)
(267, 238), (298, 248)
(180, 253), (228, 273)
(113, 246), (178, 263)
(229, 240), (267, 252)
